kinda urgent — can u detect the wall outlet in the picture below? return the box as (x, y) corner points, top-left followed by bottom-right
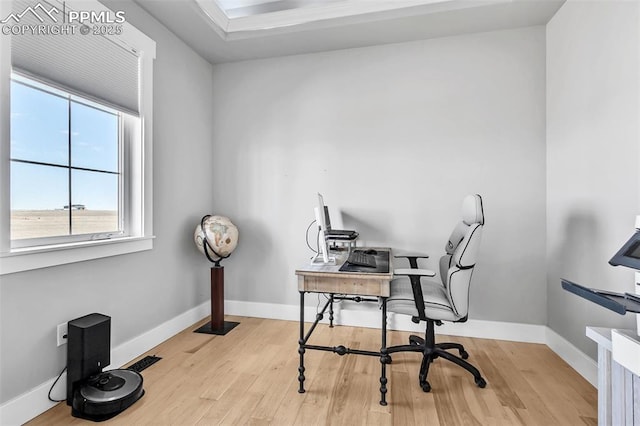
(57, 322), (68, 347)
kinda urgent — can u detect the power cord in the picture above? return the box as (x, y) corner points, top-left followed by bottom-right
(48, 365), (67, 403)
(316, 293), (343, 316)
(305, 219), (318, 254)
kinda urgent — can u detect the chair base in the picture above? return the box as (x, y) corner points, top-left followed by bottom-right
(387, 320), (486, 392)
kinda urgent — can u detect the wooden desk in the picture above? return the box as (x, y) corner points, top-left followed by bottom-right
(295, 248), (394, 405)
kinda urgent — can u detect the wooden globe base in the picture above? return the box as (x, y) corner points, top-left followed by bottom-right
(194, 266), (239, 336)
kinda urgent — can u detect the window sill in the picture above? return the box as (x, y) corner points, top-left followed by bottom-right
(0, 236), (154, 275)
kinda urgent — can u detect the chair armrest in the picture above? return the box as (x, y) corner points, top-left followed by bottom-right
(394, 253), (429, 269)
(393, 268), (434, 323)
(394, 268), (436, 277)
(394, 253), (429, 259)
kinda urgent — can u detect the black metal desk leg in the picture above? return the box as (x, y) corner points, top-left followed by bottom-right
(298, 291), (306, 393)
(329, 293), (334, 327)
(379, 297), (388, 406)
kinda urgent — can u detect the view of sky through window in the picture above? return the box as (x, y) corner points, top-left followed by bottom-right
(10, 80), (119, 211)
(9, 79), (120, 239)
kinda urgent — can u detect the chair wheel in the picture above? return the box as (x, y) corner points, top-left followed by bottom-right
(460, 350), (469, 359)
(475, 377), (486, 388)
(421, 381), (431, 392)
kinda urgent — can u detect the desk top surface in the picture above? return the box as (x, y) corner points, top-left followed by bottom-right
(295, 247), (393, 280)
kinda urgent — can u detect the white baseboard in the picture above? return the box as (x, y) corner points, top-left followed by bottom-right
(1, 299), (597, 425)
(109, 303), (210, 369)
(546, 327), (598, 386)
(226, 298), (549, 343)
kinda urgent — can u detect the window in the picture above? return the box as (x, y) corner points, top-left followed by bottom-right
(10, 76), (123, 245)
(0, 0), (156, 275)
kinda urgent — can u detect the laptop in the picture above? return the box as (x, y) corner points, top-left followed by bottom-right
(318, 193), (358, 240)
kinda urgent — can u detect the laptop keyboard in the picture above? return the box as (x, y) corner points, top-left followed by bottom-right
(347, 251), (377, 268)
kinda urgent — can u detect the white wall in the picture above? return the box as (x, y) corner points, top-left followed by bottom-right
(0, 1), (214, 404)
(211, 26), (547, 324)
(546, 0), (640, 359)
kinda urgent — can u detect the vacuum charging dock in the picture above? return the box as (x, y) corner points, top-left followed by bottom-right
(67, 313), (144, 421)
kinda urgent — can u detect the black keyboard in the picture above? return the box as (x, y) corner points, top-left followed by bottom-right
(347, 251), (377, 268)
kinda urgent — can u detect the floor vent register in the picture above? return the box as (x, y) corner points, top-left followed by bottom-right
(127, 355), (162, 373)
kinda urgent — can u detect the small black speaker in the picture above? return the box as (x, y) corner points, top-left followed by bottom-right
(66, 313), (111, 405)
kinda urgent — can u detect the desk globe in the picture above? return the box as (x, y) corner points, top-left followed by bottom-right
(194, 215), (239, 265)
(193, 215), (239, 335)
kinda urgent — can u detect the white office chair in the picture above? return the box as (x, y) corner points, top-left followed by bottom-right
(387, 194), (486, 392)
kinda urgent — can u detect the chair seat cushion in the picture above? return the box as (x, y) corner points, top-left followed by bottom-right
(387, 278), (459, 322)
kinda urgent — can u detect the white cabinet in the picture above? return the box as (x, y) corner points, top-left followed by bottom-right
(588, 327), (640, 425)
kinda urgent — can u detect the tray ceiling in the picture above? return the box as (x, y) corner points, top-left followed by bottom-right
(134, 0), (564, 64)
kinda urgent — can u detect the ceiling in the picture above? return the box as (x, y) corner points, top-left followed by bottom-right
(133, 0), (565, 64)
(216, 0), (343, 19)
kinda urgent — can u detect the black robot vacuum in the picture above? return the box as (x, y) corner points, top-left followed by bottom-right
(67, 314), (145, 421)
(71, 369), (144, 420)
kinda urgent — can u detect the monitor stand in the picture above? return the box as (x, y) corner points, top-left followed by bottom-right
(311, 252), (336, 265)
(310, 229), (336, 265)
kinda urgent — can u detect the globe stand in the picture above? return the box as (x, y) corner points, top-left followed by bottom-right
(194, 216), (239, 336)
(194, 265), (239, 335)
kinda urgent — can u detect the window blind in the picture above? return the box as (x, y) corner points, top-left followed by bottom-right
(9, 0), (140, 115)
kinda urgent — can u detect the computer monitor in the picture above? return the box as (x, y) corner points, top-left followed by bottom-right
(610, 231), (640, 270)
(312, 195), (334, 264)
(317, 193), (330, 232)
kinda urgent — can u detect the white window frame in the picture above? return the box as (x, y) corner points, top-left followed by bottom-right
(0, 0), (156, 275)
(10, 74), (126, 248)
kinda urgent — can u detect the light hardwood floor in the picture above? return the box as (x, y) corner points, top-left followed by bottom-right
(29, 316), (597, 425)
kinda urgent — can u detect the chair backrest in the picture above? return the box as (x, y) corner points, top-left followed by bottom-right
(438, 194), (484, 320)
